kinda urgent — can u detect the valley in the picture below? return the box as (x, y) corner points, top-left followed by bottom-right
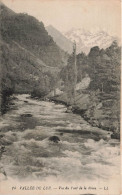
(0, 2), (121, 192)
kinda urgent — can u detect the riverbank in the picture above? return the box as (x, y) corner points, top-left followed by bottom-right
(49, 91), (120, 140)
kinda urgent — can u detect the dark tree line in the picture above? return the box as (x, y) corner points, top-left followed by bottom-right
(60, 41), (121, 136)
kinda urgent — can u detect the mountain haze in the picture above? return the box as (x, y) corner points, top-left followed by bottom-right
(46, 25), (73, 54)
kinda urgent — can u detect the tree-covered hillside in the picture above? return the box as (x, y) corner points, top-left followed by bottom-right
(0, 3), (68, 68)
(0, 3), (68, 113)
(59, 41), (121, 138)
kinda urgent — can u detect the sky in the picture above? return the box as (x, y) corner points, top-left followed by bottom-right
(2, 0), (121, 38)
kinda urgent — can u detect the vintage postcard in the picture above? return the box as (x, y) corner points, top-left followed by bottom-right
(0, 0), (121, 194)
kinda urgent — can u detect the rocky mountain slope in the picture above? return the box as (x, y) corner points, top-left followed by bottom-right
(46, 25), (73, 54)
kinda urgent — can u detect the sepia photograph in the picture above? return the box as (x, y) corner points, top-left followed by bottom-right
(0, 0), (121, 194)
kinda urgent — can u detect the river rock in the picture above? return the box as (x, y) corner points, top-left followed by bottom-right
(20, 114), (32, 117)
(49, 136), (60, 143)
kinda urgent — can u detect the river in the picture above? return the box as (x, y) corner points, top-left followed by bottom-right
(0, 94), (120, 184)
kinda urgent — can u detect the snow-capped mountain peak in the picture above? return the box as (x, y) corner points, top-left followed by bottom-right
(63, 28), (119, 54)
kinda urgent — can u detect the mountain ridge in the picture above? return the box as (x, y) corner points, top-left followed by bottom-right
(46, 25), (73, 54)
(0, 3), (68, 68)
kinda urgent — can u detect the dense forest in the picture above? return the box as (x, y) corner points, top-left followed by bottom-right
(59, 41), (120, 138)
